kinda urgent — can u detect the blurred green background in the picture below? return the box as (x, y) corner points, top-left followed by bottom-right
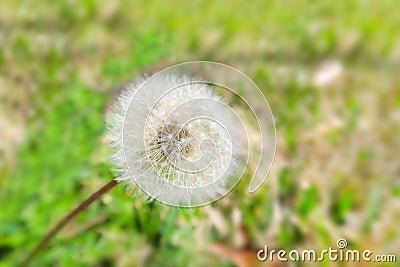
(0, 1), (399, 266)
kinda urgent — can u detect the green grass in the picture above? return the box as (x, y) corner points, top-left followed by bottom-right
(0, 1), (399, 266)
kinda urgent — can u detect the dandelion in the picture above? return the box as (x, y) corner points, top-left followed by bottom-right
(20, 60), (275, 267)
(108, 74), (242, 206)
(21, 72), (244, 266)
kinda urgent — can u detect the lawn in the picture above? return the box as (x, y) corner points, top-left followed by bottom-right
(0, 1), (399, 266)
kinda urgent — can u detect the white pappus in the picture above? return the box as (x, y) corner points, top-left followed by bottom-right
(107, 74), (243, 207)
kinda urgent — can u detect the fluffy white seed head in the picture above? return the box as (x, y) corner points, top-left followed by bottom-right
(107, 74), (244, 206)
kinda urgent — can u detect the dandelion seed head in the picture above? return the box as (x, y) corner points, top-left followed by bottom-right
(107, 74), (244, 206)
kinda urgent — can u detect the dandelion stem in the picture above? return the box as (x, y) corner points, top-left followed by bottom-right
(20, 179), (118, 267)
